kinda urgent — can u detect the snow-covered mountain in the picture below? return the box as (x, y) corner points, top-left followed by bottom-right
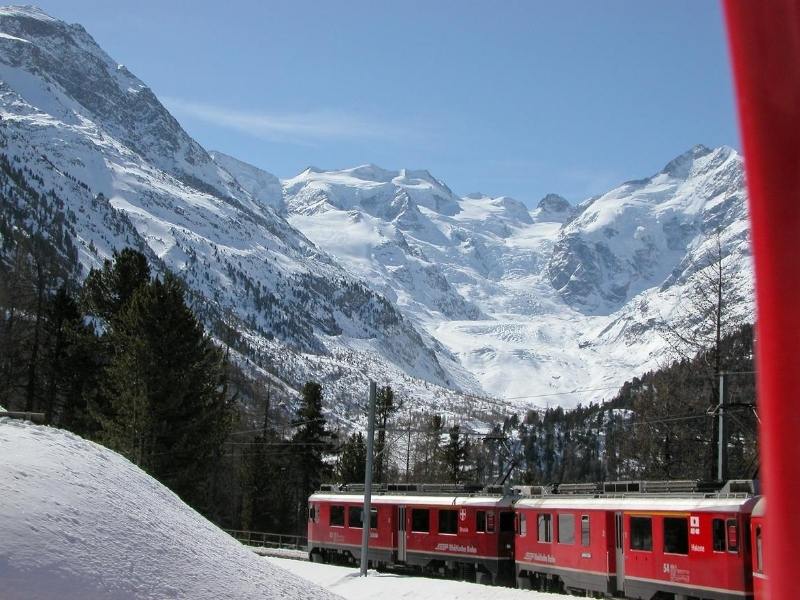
(548, 144), (748, 314)
(0, 6), (754, 416)
(280, 149), (753, 406)
(0, 6), (480, 422)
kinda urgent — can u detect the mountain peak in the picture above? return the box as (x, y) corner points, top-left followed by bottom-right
(537, 193), (570, 212)
(0, 5), (236, 199)
(399, 167), (434, 181)
(344, 163), (396, 182)
(209, 151), (284, 213)
(661, 144), (714, 178)
(0, 5), (58, 22)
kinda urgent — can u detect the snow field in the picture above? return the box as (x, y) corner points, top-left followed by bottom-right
(265, 556), (564, 600)
(0, 419), (341, 600)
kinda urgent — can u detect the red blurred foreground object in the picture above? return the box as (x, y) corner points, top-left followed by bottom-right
(723, 1), (800, 598)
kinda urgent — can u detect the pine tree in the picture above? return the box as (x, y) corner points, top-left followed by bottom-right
(40, 284), (101, 431)
(84, 248), (150, 322)
(291, 381), (336, 531)
(414, 414), (444, 481)
(101, 272), (232, 509)
(373, 385), (400, 483)
(440, 425), (469, 483)
(337, 432), (367, 483)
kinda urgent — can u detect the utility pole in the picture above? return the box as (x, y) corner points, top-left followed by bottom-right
(717, 372), (729, 482)
(405, 408), (412, 483)
(360, 381), (377, 576)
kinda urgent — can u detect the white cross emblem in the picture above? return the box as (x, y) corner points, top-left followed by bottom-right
(459, 509), (467, 521)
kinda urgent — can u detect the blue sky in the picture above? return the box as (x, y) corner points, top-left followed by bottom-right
(34, 1), (739, 205)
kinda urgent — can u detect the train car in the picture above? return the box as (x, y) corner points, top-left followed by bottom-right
(749, 497), (766, 600)
(514, 482), (758, 599)
(308, 484), (516, 584)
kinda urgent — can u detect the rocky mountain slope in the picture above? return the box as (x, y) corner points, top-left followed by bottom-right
(0, 6), (754, 417)
(0, 6), (480, 423)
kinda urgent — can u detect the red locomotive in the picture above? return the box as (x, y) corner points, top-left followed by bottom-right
(308, 479), (763, 599)
(308, 483), (516, 584)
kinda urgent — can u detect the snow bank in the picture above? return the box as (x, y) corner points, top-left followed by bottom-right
(265, 556), (563, 600)
(252, 546), (309, 560)
(0, 419), (341, 600)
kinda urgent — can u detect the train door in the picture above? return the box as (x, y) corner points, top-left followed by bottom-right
(499, 511), (515, 559)
(397, 506), (407, 562)
(614, 512), (625, 591)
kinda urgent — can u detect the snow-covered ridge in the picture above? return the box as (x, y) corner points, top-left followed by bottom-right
(0, 419), (341, 600)
(210, 150), (285, 214)
(548, 144), (746, 313)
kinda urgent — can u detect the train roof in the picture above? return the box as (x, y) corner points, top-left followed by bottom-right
(514, 495), (759, 513)
(310, 480), (759, 512)
(309, 493), (514, 507)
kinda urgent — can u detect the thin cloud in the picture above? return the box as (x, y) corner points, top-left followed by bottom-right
(163, 97), (416, 143)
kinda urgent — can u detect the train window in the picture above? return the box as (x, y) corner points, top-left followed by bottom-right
(486, 511), (495, 533)
(743, 518), (751, 555)
(630, 517), (653, 551)
(537, 514), (552, 543)
(348, 506), (377, 528)
(348, 506), (363, 528)
(439, 510), (458, 534)
(713, 518), (726, 551)
(581, 515), (590, 546)
(755, 526), (763, 572)
(519, 512), (527, 536)
(330, 505), (345, 527)
(477, 510), (486, 533)
(500, 511), (515, 533)
(308, 504), (316, 522)
(726, 519), (739, 553)
(558, 513), (575, 544)
(411, 508), (430, 533)
(663, 517), (689, 555)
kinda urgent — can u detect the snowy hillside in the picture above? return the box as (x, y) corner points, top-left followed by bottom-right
(0, 6), (754, 415)
(0, 418), (341, 600)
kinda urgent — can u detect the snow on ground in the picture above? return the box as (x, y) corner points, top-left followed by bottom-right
(251, 546), (308, 560)
(265, 556), (563, 600)
(0, 419), (341, 600)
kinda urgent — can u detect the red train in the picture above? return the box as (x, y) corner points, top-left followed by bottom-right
(308, 484), (516, 584)
(308, 480), (764, 599)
